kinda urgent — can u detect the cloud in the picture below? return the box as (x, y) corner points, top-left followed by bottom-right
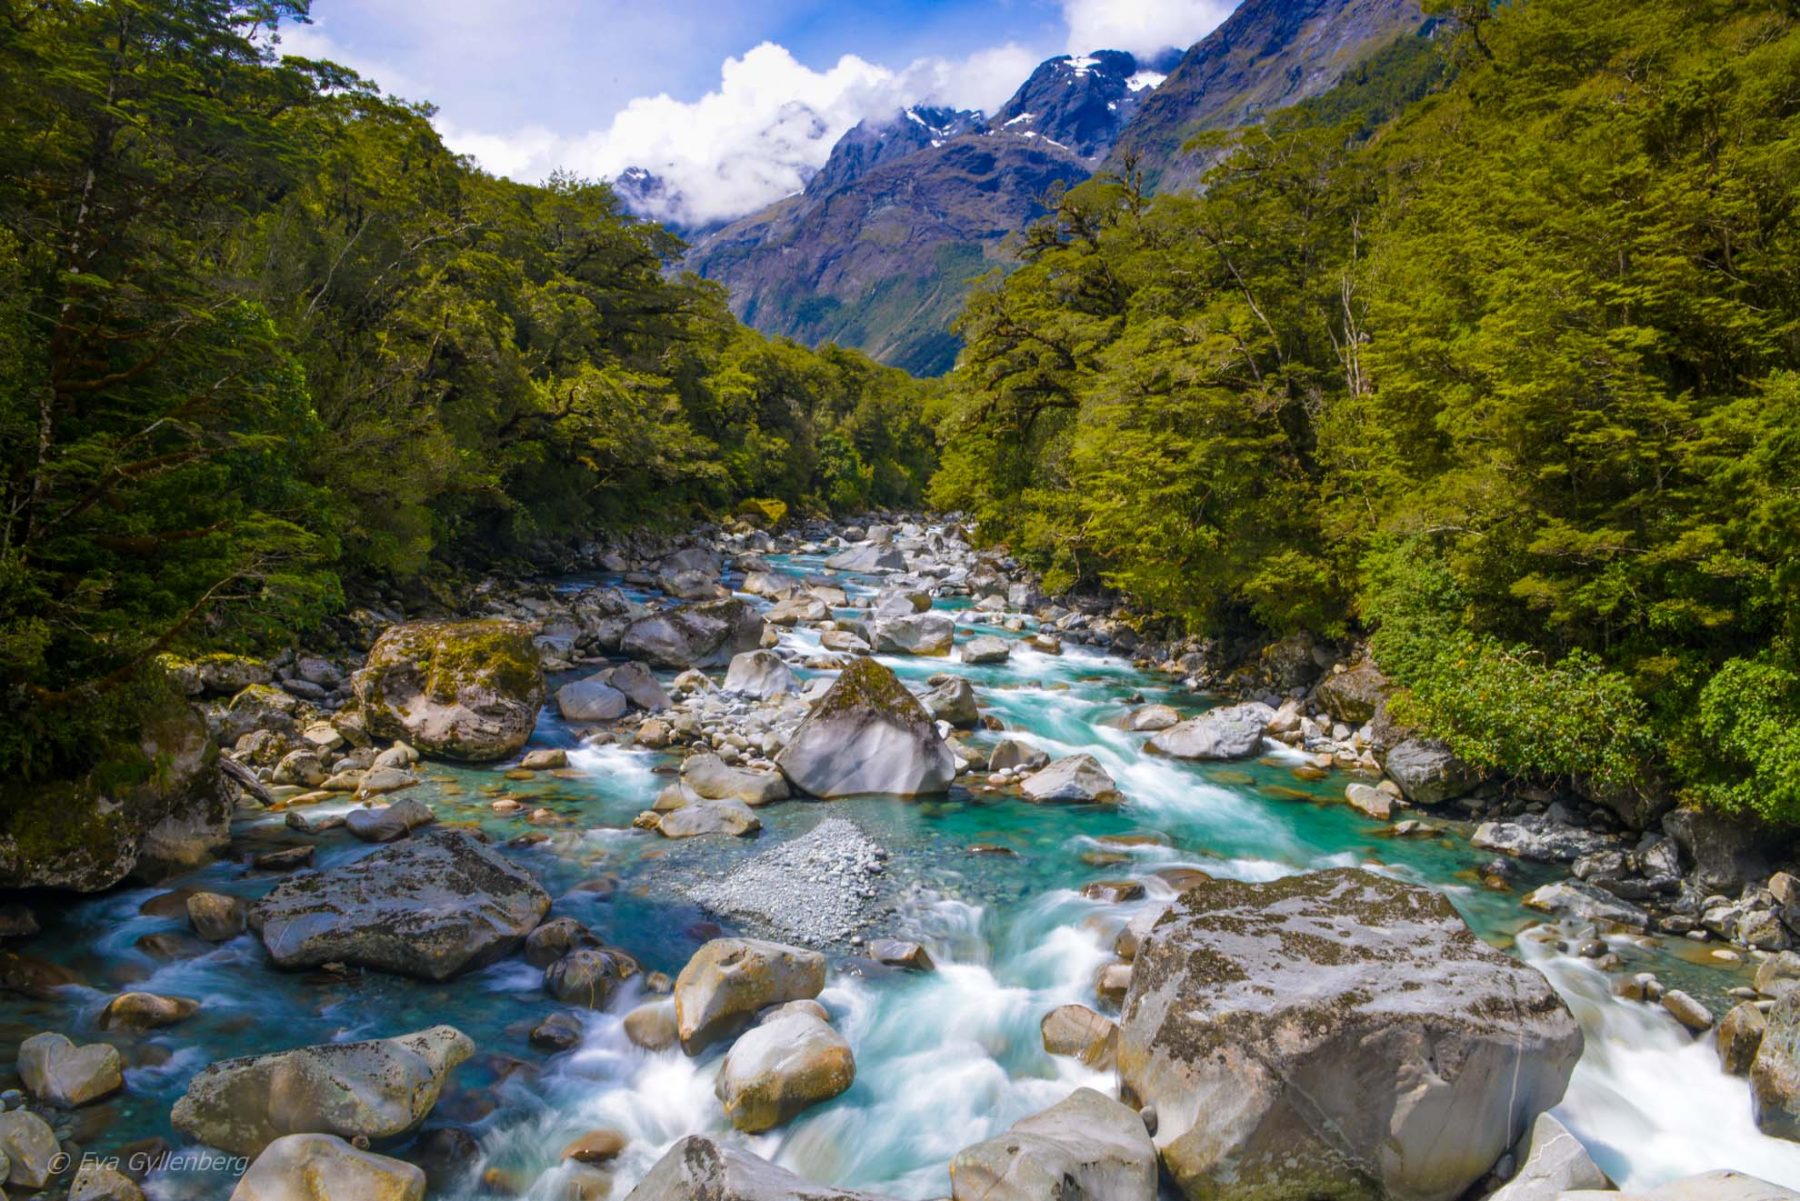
(1061, 0), (1236, 56)
(436, 39), (1041, 229)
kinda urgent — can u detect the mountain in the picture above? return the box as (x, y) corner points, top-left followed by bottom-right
(1105, 0), (1428, 192)
(990, 49), (1180, 160)
(807, 105), (987, 197)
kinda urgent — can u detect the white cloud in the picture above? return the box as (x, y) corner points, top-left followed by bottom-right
(1061, 0), (1235, 57)
(436, 39), (1041, 228)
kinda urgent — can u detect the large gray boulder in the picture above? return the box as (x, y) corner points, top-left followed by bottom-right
(824, 543), (906, 573)
(1486, 1113), (1608, 1201)
(874, 611), (955, 656)
(554, 677), (628, 722)
(624, 1135), (896, 1200)
(353, 619), (544, 760)
(674, 938), (826, 1053)
(1145, 702), (1274, 760)
(229, 1133), (425, 1201)
(1382, 738), (1483, 806)
(1118, 868), (1581, 1201)
(1312, 659), (1390, 723)
(172, 1025), (472, 1156)
(1020, 754), (1120, 804)
(948, 1087), (1157, 1201)
(249, 829), (550, 979)
(621, 598), (764, 669)
(775, 658), (955, 797)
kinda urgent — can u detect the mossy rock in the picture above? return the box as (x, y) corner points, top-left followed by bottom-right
(353, 620), (545, 762)
(735, 498), (789, 529)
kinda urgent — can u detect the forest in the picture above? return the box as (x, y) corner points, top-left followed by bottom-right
(0, 0), (936, 785)
(932, 0), (1800, 821)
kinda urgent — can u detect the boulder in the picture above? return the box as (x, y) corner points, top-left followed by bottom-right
(683, 753), (790, 806)
(1721, 1002), (1768, 1076)
(1126, 704), (1181, 732)
(775, 658), (955, 798)
(249, 829), (550, 980)
(723, 650), (797, 699)
(519, 748), (568, 771)
(344, 796), (435, 844)
(1313, 659), (1390, 723)
(1752, 992), (1800, 1138)
(767, 594), (829, 626)
(874, 611), (955, 656)
(824, 543), (906, 573)
(172, 1025), (472, 1156)
(921, 676), (980, 727)
(674, 937), (827, 1053)
(621, 599), (764, 669)
(1486, 1113), (1608, 1201)
(624, 1000), (678, 1052)
(960, 635), (1012, 665)
(0, 1109), (58, 1188)
(188, 890), (248, 940)
(1472, 815), (1617, 863)
(948, 1087), (1157, 1201)
(624, 1135), (896, 1201)
(1145, 702), (1275, 760)
(715, 1004), (855, 1132)
(1345, 782), (1395, 820)
(545, 947), (640, 1008)
(1382, 739), (1483, 806)
(1021, 754), (1120, 804)
(989, 739), (1050, 773)
(353, 620), (545, 760)
(230, 1133), (425, 1201)
(1522, 881), (1650, 930)
(596, 661), (671, 711)
(524, 916), (597, 967)
(69, 1160), (147, 1201)
(1118, 868), (1582, 1201)
(1564, 1173), (1800, 1201)
(1040, 1004), (1118, 1068)
(650, 800), (761, 839)
(1664, 808), (1776, 896)
(868, 939), (934, 971)
(555, 678), (628, 722)
(17, 1031), (122, 1106)
(102, 990), (199, 1031)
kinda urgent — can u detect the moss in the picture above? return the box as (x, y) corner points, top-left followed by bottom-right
(417, 620), (542, 705)
(736, 498), (789, 528)
(813, 657), (930, 724)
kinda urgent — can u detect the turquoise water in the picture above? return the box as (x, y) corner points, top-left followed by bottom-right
(7, 548), (1800, 1198)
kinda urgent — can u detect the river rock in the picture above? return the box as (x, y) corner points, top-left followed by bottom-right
(1664, 808), (1775, 896)
(874, 611), (954, 656)
(1564, 1172), (1800, 1201)
(344, 795), (435, 843)
(1146, 702), (1275, 761)
(715, 1004), (855, 1132)
(189, 890), (248, 940)
(1382, 739), (1482, 806)
(18, 1031), (122, 1106)
(1473, 814), (1617, 863)
(921, 676), (979, 726)
(620, 598), (764, 669)
(1486, 1112), (1608, 1201)
(624, 1000), (678, 1051)
(651, 799), (761, 838)
(352, 619), (544, 760)
(1663, 989), (1714, 1033)
(1721, 1002), (1767, 1076)
(1345, 782), (1395, 820)
(989, 739), (1050, 773)
(825, 543), (906, 573)
(724, 650), (797, 699)
(596, 661), (672, 711)
(1118, 868), (1581, 1201)
(69, 1160), (146, 1201)
(102, 990), (199, 1031)
(249, 828), (550, 979)
(960, 635), (1012, 665)
(172, 1025), (472, 1156)
(545, 947), (639, 1008)
(555, 677), (628, 722)
(1752, 992), (1800, 1138)
(0, 1109), (58, 1188)
(1041, 1004), (1118, 1069)
(1522, 880), (1650, 929)
(948, 1087), (1157, 1201)
(775, 658), (955, 797)
(683, 752), (789, 806)
(1127, 704), (1181, 732)
(1021, 754), (1120, 804)
(624, 1134), (896, 1200)
(230, 1133), (425, 1201)
(674, 937), (826, 1053)
(1313, 659), (1389, 723)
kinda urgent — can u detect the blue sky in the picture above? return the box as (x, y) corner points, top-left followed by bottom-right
(280, 0), (1238, 224)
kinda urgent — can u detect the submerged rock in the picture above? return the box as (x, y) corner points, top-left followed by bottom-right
(230, 1133), (425, 1201)
(353, 619), (544, 760)
(249, 829), (550, 980)
(948, 1087), (1157, 1201)
(1118, 868), (1581, 1201)
(1145, 702), (1274, 760)
(1020, 754), (1120, 804)
(674, 938), (826, 1054)
(624, 1134), (897, 1200)
(715, 1003), (855, 1132)
(174, 1025), (472, 1157)
(775, 658), (955, 797)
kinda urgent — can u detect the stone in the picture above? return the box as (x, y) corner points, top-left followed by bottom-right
(69, 1160), (147, 1201)
(1486, 1112), (1608, 1201)
(623, 1135), (896, 1200)
(824, 543), (906, 573)
(563, 1129), (628, 1165)
(1663, 989), (1714, 1033)
(356, 767), (417, 797)
(959, 635), (1012, 665)
(555, 678), (628, 722)
(715, 1006), (855, 1132)
(102, 991), (199, 1031)
(1126, 704), (1181, 732)
(353, 619), (544, 760)
(1041, 1004), (1118, 1069)
(519, 748), (568, 770)
(674, 937), (827, 1053)
(1473, 815), (1617, 863)
(545, 947), (639, 1008)
(775, 658), (955, 798)
(1146, 702), (1275, 760)
(1665, 808), (1775, 896)
(1021, 754), (1120, 804)
(1345, 782), (1395, 820)
(0, 1109), (59, 1188)
(988, 739), (1050, 774)
(620, 599), (764, 669)
(623, 1000), (678, 1052)
(724, 650), (797, 699)
(524, 916), (597, 967)
(188, 891), (248, 940)
(1752, 992), (1800, 1138)
(1382, 739), (1483, 806)
(1082, 879), (1145, 903)
(530, 1011), (584, 1052)
(1312, 659), (1390, 723)
(1522, 880), (1650, 929)
(1761, 953), (1800, 999)
(1118, 868), (1582, 1201)
(683, 752), (789, 806)
(874, 611), (955, 656)
(1720, 1002), (1768, 1076)
(18, 1031), (122, 1106)
(344, 796), (435, 843)
(172, 1025), (472, 1156)
(230, 1133), (425, 1201)
(921, 676), (980, 727)
(250, 829), (551, 980)
(651, 800), (761, 839)
(596, 661), (671, 711)
(1564, 1172), (1800, 1201)
(867, 939), (934, 971)
(948, 1087), (1157, 1201)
